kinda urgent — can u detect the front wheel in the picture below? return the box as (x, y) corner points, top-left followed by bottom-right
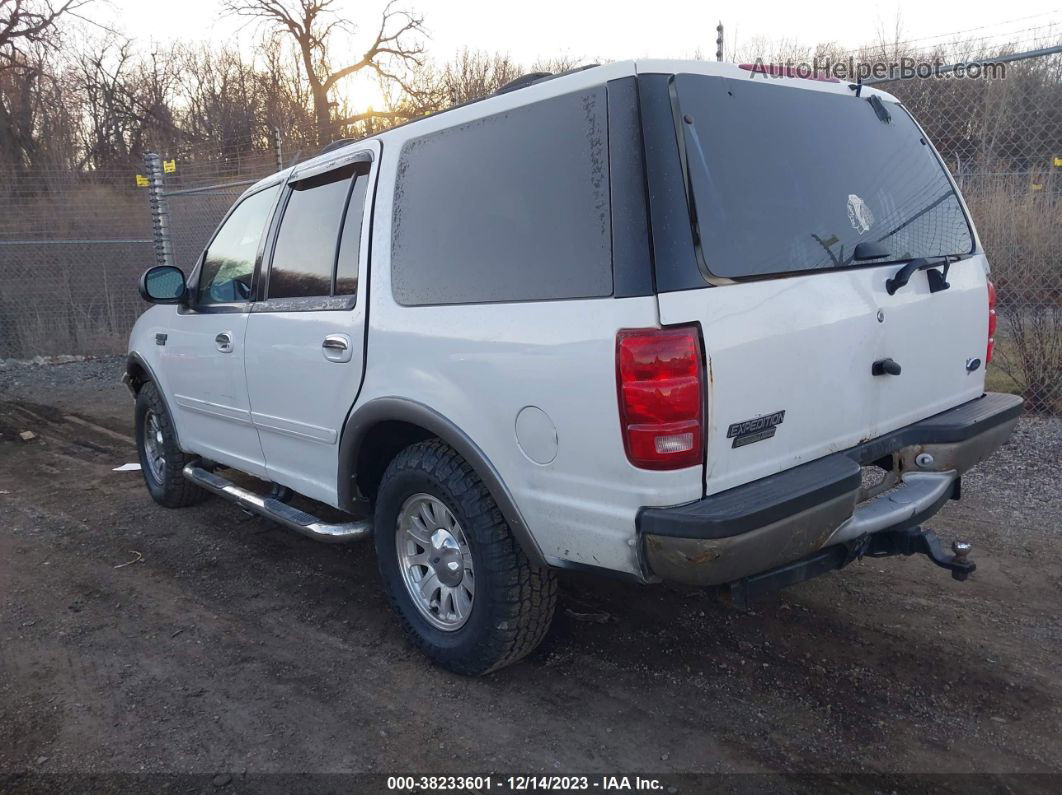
(134, 381), (208, 508)
(375, 439), (557, 675)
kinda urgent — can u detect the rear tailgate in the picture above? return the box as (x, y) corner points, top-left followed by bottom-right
(657, 259), (989, 495)
(640, 65), (989, 495)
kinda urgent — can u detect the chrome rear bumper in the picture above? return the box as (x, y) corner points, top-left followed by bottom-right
(639, 393), (1022, 587)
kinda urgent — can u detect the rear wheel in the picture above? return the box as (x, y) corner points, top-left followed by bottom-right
(135, 382), (208, 508)
(375, 439), (557, 675)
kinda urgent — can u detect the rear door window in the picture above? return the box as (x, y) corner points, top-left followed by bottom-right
(672, 74), (974, 279)
(335, 174), (369, 296)
(390, 88), (612, 305)
(267, 165), (358, 299)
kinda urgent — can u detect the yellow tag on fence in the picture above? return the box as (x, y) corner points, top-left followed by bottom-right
(135, 174), (150, 187)
(1031, 183), (1044, 191)
(1054, 156), (1062, 168)
(163, 159), (176, 173)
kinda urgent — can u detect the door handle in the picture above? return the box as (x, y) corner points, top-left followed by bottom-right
(322, 334), (352, 363)
(215, 331), (234, 353)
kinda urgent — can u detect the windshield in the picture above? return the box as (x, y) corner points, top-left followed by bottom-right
(673, 74), (974, 279)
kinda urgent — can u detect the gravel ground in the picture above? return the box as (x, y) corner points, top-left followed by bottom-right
(0, 357), (1060, 790)
(0, 357), (129, 427)
(960, 415), (1062, 538)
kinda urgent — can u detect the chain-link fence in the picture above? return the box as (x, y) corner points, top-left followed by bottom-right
(2, 49), (1060, 414)
(0, 133), (295, 360)
(0, 167), (154, 359)
(154, 131), (295, 272)
(874, 48), (1062, 413)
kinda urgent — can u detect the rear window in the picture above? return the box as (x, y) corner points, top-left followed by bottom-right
(390, 88), (612, 305)
(673, 74), (974, 279)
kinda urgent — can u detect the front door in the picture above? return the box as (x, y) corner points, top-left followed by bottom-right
(244, 143), (379, 505)
(162, 182), (281, 478)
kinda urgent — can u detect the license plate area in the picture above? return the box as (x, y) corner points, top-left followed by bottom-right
(859, 453), (901, 503)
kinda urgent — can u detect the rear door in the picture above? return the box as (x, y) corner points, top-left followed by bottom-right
(243, 142), (379, 505)
(642, 69), (988, 496)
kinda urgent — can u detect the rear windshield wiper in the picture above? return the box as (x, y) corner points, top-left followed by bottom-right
(885, 255), (965, 295)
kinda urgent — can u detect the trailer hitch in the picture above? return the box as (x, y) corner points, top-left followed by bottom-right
(724, 526), (976, 609)
(859, 526), (976, 581)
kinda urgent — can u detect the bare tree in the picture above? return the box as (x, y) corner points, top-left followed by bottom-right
(223, 0), (425, 144)
(440, 48), (521, 105)
(0, 0), (93, 73)
(0, 0), (95, 179)
(70, 37), (185, 170)
(379, 49), (583, 125)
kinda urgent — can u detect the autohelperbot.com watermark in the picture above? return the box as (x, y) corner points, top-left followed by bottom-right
(745, 57), (1007, 81)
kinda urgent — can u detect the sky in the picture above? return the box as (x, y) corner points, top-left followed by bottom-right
(99, 0), (1062, 58)
(93, 0), (1062, 109)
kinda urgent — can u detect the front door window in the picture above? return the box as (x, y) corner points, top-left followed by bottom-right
(197, 185), (279, 305)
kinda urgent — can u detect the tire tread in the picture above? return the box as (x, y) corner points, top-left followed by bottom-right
(136, 382), (209, 509)
(377, 439), (557, 674)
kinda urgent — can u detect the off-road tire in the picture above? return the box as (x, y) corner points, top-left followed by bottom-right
(375, 439), (557, 675)
(134, 381), (208, 508)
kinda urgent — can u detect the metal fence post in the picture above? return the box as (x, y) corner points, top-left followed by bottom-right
(273, 127), (284, 172)
(144, 152), (174, 268)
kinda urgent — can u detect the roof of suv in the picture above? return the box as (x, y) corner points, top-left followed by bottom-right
(246, 59), (898, 197)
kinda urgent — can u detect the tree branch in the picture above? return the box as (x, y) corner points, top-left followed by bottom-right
(0, 0), (95, 70)
(322, 1), (425, 91)
(334, 108), (410, 126)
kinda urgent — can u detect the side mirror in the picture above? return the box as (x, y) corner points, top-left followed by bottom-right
(139, 265), (187, 304)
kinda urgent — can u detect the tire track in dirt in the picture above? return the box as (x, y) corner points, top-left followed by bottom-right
(1, 390), (1061, 779)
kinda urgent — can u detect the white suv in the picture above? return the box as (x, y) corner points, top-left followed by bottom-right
(126, 60), (1022, 674)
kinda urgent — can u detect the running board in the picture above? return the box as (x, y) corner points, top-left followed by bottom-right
(182, 464), (372, 543)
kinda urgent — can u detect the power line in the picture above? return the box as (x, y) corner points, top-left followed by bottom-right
(836, 10), (1062, 56)
(865, 41), (1062, 84)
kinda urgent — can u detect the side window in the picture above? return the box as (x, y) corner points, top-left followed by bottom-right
(267, 163), (369, 300)
(197, 185), (279, 305)
(390, 88), (612, 306)
(335, 173), (369, 295)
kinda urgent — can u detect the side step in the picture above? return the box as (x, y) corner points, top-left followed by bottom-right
(182, 464), (372, 543)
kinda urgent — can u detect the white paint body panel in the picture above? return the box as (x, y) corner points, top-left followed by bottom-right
(657, 258), (989, 496)
(156, 308), (270, 477)
(358, 288), (703, 572)
(243, 309), (363, 504)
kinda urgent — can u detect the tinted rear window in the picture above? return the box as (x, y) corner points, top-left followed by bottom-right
(268, 165), (356, 299)
(674, 74), (974, 278)
(390, 88), (612, 305)
(335, 172), (369, 296)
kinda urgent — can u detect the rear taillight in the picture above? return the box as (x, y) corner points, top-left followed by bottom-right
(616, 327), (704, 470)
(986, 280), (997, 364)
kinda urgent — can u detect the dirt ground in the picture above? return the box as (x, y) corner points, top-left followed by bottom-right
(0, 358), (1060, 790)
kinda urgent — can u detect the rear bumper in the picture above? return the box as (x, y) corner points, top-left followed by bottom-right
(638, 392), (1023, 586)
